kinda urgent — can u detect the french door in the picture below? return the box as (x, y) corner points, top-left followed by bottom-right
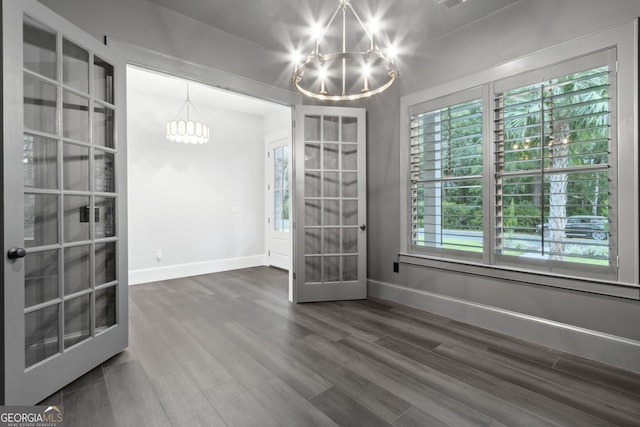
(293, 106), (367, 302)
(2, 0), (127, 404)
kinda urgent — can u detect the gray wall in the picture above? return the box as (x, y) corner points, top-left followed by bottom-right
(364, 0), (640, 349)
(40, 0), (640, 365)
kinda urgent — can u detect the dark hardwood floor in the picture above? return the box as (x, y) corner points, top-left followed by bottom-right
(40, 267), (640, 426)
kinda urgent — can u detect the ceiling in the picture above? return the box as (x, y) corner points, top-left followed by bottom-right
(144, 0), (520, 54)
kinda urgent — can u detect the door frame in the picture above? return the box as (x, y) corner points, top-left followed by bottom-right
(2, 0), (128, 404)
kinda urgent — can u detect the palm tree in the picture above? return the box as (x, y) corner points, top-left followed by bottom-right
(500, 65), (609, 261)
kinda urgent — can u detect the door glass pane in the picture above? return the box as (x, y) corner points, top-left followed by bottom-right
(63, 38), (89, 93)
(342, 117), (357, 142)
(305, 256), (321, 283)
(342, 144), (357, 171)
(94, 104), (115, 148)
(304, 115), (321, 141)
(95, 242), (116, 285)
(305, 144), (321, 169)
(305, 228), (322, 254)
(323, 144), (339, 170)
(274, 147), (283, 187)
(64, 294), (91, 348)
(324, 172), (340, 197)
(23, 16), (57, 80)
(25, 250), (59, 308)
(305, 171), (321, 197)
(95, 286), (117, 333)
(342, 200), (358, 225)
(343, 228), (358, 254)
(273, 146), (289, 232)
(94, 56), (114, 104)
(24, 134), (58, 189)
(95, 197), (116, 238)
(323, 255), (340, 282)
(25, 304), (59, 368)
(64, 195), (90, 242)
(342, 255), (358, 281)
(24, 74), (57, 134)
(324, 200), (340, 225)
(63, 90), (89, 141)
(63, 142), (89, 191)
(95, 150), (115, 193)
(283, 190), (290, 232)
(25, 194), (58, 248)
(305, 200), (321, 226)
(323, 116), (339, 141)
(324, 228), (340, 254)
(64, 245), (91, 295)
(274, 190), (283, 231)
(342, 172), (358, 197)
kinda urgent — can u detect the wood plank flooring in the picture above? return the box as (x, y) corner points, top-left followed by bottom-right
(39, 267), (640, 426)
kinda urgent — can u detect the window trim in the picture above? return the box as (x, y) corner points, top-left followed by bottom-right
(400, 19), (639, 294)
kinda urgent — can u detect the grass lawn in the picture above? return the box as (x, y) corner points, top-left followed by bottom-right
(442, 238), (483, 252)
(441, 237), (608, 266)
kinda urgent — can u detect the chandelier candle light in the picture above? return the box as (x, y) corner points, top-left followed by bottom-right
(292, 0), (398, 101)
(166, 82), (210, 144)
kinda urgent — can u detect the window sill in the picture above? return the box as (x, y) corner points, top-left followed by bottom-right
(398, 252), (640, 300)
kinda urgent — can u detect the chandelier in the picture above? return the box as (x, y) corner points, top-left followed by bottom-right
(292, 0), (398, 101)
(166, 82), (210, 144)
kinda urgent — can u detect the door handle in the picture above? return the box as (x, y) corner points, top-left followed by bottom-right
(360, 224), (366, 231)
(7, 247), (26, 260)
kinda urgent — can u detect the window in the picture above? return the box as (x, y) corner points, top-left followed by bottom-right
(410, 92), (483, 254)
(273, 145), (289, 232)
(494, 60), (613, 268)
(404, 48), (621, 281)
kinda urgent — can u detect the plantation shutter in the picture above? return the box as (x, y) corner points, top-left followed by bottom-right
(409, 91), (483, 253)
(493, 50), (616, 270)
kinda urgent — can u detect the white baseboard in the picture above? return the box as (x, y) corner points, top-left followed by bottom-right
(368, 279), (640, 374)
(129, 255), (267, 285)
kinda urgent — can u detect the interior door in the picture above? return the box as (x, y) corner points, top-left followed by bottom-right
(266, 135), (291, 270)
(293, 106), (366, 302)
(2, 0), (127, 404)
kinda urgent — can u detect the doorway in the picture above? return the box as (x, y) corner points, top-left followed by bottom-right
(126, 66), (292, 284)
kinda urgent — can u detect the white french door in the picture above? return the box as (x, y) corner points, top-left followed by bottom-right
(293, 106), (367, 302)
(2, 0), (128, 404)
(266, 134), (291, 270)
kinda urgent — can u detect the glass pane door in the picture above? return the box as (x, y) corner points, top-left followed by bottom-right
(293, 106), (366, 302)
(267, 136), (291, 271)
(3, 0), (127, 404)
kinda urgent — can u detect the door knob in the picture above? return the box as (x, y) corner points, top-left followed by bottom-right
(360, 224), (366, 231)
(7, 247), (26, 260)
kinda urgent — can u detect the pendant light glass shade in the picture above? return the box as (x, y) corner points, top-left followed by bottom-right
(166, 83), (210, 144)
